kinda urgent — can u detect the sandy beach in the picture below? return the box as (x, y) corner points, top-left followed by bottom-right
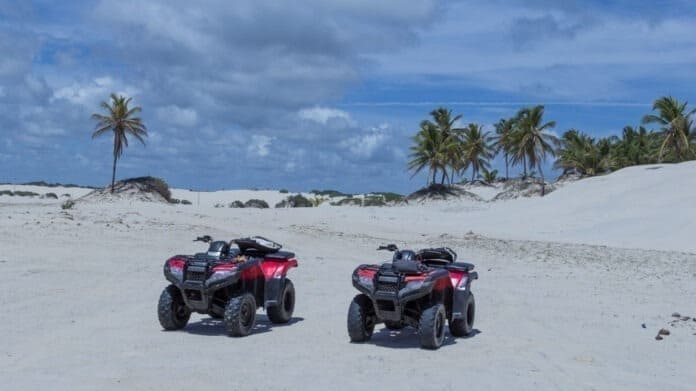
(1, 163), (695, 390)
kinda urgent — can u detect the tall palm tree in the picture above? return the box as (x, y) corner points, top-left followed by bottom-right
(494, 118), (515, 179)
(460, 123), (495, 181)
(641, 96), (696, 162)
(91, 94), (148, 192)
(423, 107), (465, 183)
(408, 122), (455, 186)
(510, 105), (559, 181)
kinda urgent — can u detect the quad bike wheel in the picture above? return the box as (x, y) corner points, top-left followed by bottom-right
(449, 292), (475, 337)
(224, 293), (257, 337)
(347, 294), (376, 342)
(419, 302), (446, 349)
(383, 321), (404, 330)
(158, 285), (191, 330)
(267, 279), (295, 324)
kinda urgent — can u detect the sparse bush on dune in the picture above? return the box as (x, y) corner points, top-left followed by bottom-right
(362, 196), (386, 207)
(121, 177), (171, 202)
(275, 194), (313, 208)
(214, 203), (224, 208)
(61, 193), (71, 198)
(169, 198), (181, 204)
(229, 200), (245, 208)
(244, 199), (269, 208)
(331, 197), (362, 206)
(180, 200), (192, 205)
(279, 189), (289, 194)
(310, 189), (351, 198)
(44, 193), (58, 199)
(61, 200), (75, 210)
(14, 191), (39, 197)
(0, 190), (13, 196)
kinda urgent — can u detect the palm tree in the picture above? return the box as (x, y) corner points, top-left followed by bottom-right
(613, 126), (659, 167)
(510, 105), (559, 181)
(408, 122), (456, 186)
(91, 94), (148, 192)
(423, 107), (465, 183)
(460, 123), (495, 181)
(494, 118), (515, 179)
(641, 96), (696, 162)
(554, 130), (615, 176)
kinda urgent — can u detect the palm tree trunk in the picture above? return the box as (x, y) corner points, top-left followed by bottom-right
(523, 156), (527, 178)
(440, 170), (446, 185)
(111, 153), (117, 193)
(505, 154), (509, 179)
(431, 169), (437, 186)
(538, 163), (545, 196)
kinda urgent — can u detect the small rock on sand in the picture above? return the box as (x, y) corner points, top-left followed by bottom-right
(658, 328), (670, 336)
(655, 335), (663, 341)
(672, 312), (681, 318)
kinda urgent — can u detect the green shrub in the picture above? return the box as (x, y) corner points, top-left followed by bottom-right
(279, 189), (289, 193)
(362, 196), (386, 207)
(331, 197), (362, 206)
(214, 203), (225, 208)
(61, 200), (75, 210)
(14, 191), (39, 197)
(181, 199), (192, 205)
(44, 192), (58, 199)
(61, 193), (71, 198)
(229, 200), (245, 208)
(0, 190), (13, 196)
(311, 189), (351, 198)
(244, 199), (269, 208)
(169, 198), (181, 204)
(275, 194), (313, 208)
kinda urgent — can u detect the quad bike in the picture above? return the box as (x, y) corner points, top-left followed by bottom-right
(158, 235), (298, 336)
(347, 244), (478, 349)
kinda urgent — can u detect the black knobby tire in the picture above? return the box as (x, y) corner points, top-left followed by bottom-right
(384, 321), (404, 330)
(224, 293), (257, 337)
(267, 279), (295, 324)
(158, 285), (191, 330)
(347, 294), (376, 342)
(419, 302), (447, 349)
(449, 292), (475, 337)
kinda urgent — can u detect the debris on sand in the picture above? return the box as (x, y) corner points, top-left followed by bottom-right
(672, 312), (681, 318)
(658, 328), (670, 336)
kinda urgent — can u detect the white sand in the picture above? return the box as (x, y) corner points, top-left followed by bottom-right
(1, 162), (695, 390)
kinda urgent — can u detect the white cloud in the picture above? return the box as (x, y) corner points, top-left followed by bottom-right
(340, 127), (388, 158)
(298, 106), (353, 125)
(156, 105), (198, 127)
(247, 135), (273, 157)
(51, 77), (140, 106)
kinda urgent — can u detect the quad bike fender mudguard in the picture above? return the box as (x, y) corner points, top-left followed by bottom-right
(262, 257), (298, 309)
(451, 271), (477, 320)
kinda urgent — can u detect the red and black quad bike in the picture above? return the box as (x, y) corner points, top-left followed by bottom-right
(347, 244), (478, 349)
(158, 235), (298, 337)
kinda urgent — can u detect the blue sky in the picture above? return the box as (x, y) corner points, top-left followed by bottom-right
(2, 0), (696, 193)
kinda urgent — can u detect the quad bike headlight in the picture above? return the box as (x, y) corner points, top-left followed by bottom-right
(405, 280), (424, 290)
(207, 268), (237, 284)
(358, 275), (374, 289)
(166, 259), (185, 281)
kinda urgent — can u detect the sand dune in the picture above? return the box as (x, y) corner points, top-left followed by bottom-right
(0, 163), (695, 390)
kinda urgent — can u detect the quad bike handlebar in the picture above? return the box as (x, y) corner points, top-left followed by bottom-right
(377, 244), (399, 252)
(194, 235), (213, 243)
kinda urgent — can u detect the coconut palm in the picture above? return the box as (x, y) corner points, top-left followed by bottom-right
(460, 123), (495, 181)
(641, 96), (696, 162)
(423, 107), (465, 183)
(510, 105), (559, 181)
(91, 94), (148, 192)
(494, 118), (515, 179)
(554, 130), (615, 176)
(408, 122), (456, 186)
(613, 126), (659, 167)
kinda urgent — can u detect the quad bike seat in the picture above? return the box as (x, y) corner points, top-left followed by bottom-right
(446, 262), (475, 272)
(264, 251), (296, 260)
(235, 236), (283, 255)
(418, 247), (457, 263)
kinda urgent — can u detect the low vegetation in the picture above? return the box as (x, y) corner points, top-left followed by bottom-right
(275, 194), (313, 208)
(244, 199), (269, 208)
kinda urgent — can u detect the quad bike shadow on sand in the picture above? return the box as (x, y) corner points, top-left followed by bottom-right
(184, 315), (305, 337)
(158, 235), (298, 337)
(348, 244), (479, 350)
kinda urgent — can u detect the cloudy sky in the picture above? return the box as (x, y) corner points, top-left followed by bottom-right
(2, 0), (696, 193)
